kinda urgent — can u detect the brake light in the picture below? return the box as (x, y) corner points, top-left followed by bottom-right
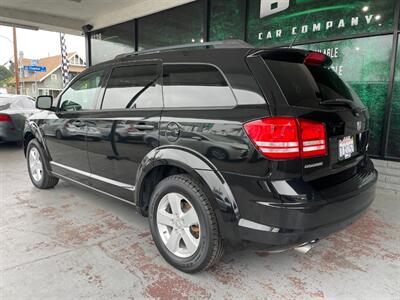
(244, 117), (327, 159)
(304, 52), (330, 67)
(244, 117), (299, 159)
(0, 114), (12, 122)
(127, 124), (136, 132)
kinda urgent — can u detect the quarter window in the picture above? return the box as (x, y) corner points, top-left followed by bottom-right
(163, 64), (236, 108)
(59, 70), (104, 111)
(102, 64), (161, 109)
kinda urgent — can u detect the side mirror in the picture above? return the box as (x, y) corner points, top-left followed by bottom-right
(36, 95), (53, 110)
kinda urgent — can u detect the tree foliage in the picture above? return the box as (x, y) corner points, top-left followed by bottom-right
(0, 65), (13, 81)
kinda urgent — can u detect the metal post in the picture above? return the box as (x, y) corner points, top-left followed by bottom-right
(34, 71), (38, 97)
(85, 31), (92, 67)
(203, 0), (210, 42)
(244, 0), (249, 41)
(12, 27), (20, 94)
(381, 0), (400, 158)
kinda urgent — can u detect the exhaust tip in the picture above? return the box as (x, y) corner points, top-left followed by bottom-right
(293, 239), (319, 254)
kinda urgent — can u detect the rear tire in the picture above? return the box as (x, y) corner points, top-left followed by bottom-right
(27, 139), (59, 189)
(55, 130), (63, 139)
(148, 174), (223, 273)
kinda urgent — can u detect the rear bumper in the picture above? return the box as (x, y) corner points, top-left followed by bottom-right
(222, 159), (377, 248)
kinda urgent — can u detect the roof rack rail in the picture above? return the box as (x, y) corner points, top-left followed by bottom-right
(115, 40), (253, 59)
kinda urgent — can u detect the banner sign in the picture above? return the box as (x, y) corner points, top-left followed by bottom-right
(247, 0), (396, 47)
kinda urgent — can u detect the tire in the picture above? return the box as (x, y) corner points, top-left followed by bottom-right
(27, 139), (59, 189)
(148, 174), (224, 273)
(55, 130), (63, 139)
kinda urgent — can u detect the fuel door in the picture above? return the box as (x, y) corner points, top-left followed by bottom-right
(166, 122), (180, 142)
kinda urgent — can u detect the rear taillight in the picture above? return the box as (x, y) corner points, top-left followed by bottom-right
(0, 114), (12, 122)
(243, 117), (299, 159)
(244, 117), (327, 160)
(299, 119), (327, 158)
(127, 124), (136, 132)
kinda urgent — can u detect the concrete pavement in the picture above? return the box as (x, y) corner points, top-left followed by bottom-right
(1, 143), (399, 299)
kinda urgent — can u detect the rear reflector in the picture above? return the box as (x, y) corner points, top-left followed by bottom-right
(0, 114), (12, 122)
(244, 117), (327, 160)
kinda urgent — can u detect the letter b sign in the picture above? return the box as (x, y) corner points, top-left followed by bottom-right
(260, 0), (290, 18)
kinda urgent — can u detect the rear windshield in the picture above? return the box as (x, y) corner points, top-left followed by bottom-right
(266, 60), (364, 108)
(0, 98), (12, 106)
(0, 96), (35, 109)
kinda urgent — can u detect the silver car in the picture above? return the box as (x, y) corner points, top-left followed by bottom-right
(0, 94), (37, 144)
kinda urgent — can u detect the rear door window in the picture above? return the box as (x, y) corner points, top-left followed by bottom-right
(102, 64), (161, 109)
(266, 60), (364, 108)
(163, 64), (236, 108)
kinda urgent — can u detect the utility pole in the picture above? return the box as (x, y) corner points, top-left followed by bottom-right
(13, 27), (20, 94)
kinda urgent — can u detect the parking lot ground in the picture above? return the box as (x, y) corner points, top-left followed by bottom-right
(1, 143), (399, 300)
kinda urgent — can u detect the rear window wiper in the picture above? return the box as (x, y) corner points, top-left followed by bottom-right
(319, 99), (363, 116)
(319, 99), (357, 108)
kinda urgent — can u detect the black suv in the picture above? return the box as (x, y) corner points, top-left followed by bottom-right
(24, 42), (377, 273)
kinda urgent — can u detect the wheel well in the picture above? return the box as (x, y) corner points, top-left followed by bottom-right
(23, 132), (35, 156)
(138, 165), (187, 216)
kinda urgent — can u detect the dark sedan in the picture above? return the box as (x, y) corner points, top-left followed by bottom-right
(0, 94), (37, 144)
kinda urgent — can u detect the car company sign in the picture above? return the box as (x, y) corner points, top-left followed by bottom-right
(248, 0), (395, 46)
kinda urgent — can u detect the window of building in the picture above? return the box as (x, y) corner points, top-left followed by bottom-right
(138, 1), (204, 50)
(40, 89), (50, 96)
(59, 70), (104, 111)
(299, 35), (393, 156)
(91, 20), (135, 65)
(163, 64), (236, 108)
(102, 64), (161, 109)
(51, 74), (57, 81)
(387, 33), (400, 158)
(70, 56), (84, 66)
(210, 0), (246, 41)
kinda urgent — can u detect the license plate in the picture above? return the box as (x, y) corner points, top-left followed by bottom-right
(339, 136), (355, 160)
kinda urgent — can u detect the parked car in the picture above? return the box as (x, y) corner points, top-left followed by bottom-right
(0, 94), (37, 144)
(23, 43), (377, 273)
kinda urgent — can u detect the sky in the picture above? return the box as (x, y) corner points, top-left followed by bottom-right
(0, 26), (86, 66)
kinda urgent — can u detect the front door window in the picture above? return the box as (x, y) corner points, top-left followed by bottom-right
(59, 70), (104, 111)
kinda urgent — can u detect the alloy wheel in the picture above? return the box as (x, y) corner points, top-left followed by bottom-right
(156, 192), (201, 258)
(29, 147), (43, 182)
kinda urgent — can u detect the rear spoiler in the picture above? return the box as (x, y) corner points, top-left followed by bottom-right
(250, 48), (332, 67)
